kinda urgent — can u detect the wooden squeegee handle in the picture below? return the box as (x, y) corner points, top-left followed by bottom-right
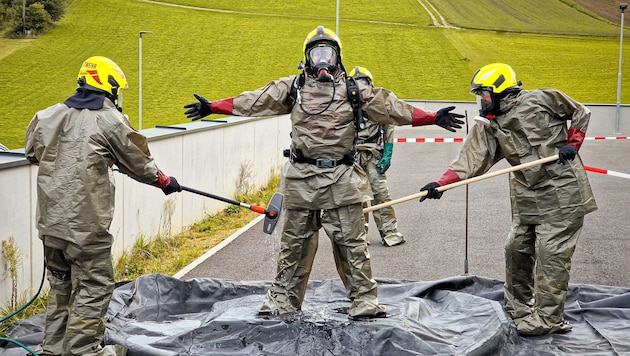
(363, 155), (560, 213)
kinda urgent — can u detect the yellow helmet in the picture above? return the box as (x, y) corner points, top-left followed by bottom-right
(349, 66), (373, 86)
(77, 56), (128, 97)
(302, 25), (343, 73)
(470, 63), (520, 95)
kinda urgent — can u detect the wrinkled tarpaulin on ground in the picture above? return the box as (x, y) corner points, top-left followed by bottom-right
(2, 274), (630, 355)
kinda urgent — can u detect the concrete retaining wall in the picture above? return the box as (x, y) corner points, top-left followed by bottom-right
(0, 100), (628, 307)
(0, 114), (291, 306)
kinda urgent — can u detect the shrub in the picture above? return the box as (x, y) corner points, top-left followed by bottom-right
(2, 0), (65, 38)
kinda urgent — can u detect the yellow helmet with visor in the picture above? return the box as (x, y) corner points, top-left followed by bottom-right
(77, 56), (128, 108)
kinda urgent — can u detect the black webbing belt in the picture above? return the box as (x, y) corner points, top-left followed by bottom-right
(283, 148), (355, 168)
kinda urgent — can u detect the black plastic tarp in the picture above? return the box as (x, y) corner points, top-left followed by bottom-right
(2, 274), (630, 355)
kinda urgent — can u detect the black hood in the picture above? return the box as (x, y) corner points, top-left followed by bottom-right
(64, 87), (106, 110)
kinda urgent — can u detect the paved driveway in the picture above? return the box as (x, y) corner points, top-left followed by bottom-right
(181, 126), (630, 288)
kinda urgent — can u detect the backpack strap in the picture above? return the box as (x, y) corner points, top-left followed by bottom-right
(287, 72), (306, 110)
(345, 77), (365, 131)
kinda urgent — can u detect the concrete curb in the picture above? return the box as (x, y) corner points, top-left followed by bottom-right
(172, 215), (264, 279)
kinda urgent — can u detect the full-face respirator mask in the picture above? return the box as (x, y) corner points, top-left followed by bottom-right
(307, 45), (338, 82)
(473, 89), (497, 126)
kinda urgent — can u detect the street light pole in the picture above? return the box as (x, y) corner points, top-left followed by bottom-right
(336, 0), (340, 36)
(616, 3), (627, 134)
(139, 30), (153, 130)
(22, 0), (26, 35)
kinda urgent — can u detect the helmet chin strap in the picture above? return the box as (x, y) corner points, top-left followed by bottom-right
(107, 75), (123, 111)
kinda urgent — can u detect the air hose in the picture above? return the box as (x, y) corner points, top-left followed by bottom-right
(0, 260), (46, 355)
(298, 79), (337, 116)
(0, 337), (38, 355)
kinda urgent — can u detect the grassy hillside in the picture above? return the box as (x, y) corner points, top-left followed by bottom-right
(573, 0), (629, 23)
(0, 0), (628, 149)
(430, 0), (620, 35)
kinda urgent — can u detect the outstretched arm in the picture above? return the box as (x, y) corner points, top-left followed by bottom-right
(361, 87), (464, 131)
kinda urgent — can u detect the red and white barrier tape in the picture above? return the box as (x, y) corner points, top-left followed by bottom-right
(396, 137), (464, 143)
(584, 166), (630, 180)
(585, 136), (629, 141)
(396, 136), (629, 143)
(394, 138), (629, 179)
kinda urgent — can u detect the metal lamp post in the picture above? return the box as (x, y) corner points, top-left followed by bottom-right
(139, 30), (153, 130)
(336, 0), (340, 36)
(616, 3), (627, 134)
(22, 0), (26, 35)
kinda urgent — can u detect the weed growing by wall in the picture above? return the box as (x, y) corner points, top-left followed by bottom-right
(1, 236), (22, 310)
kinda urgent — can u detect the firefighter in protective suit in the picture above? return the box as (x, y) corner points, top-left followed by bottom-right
(349, 66), (405, 247)
(419, 63), (597, 336)
(184, 26), (464, 318)
(25, 56), (182, 355)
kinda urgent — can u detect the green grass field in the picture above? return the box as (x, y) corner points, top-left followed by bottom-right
(430, 0), (619, 35)
(0, 0), (628, 149)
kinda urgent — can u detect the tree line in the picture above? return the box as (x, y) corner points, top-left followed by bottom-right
(0, 0), (66, 38)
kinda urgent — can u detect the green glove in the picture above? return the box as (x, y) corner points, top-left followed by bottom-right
(377, 142), (393, 174)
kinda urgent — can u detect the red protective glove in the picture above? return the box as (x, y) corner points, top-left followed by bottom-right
(155, 170), (182, 195)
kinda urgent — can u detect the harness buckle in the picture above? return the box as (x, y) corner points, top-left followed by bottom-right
(315, 158), (337, 168)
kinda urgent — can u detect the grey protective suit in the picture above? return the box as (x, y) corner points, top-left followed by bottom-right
(356, 122), (405, 246)
(25, 99), (164, 355)
(223, 70), (437, 317)
(437, 89), (597, 335)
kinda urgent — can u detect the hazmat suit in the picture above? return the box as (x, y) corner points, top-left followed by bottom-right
(356, 122), (405, 246)
(25, 56), (181, 355)
(351, 66), (405, 247)
(420, 63), (597, 336)
(184, 26), (464, 318)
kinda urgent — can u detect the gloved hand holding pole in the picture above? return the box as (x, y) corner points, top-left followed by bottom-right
(363, 155), (560, 214)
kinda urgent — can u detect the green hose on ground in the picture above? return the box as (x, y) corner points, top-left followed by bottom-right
(0, 337), (38, 355)
(0, 259), (46, 356)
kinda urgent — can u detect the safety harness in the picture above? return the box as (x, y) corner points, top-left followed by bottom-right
(284, 72), (364, 167)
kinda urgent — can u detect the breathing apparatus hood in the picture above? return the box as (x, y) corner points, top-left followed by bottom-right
(470, 63), (521, 126)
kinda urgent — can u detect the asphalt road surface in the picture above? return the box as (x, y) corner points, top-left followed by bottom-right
(181, 126), (630, 288)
